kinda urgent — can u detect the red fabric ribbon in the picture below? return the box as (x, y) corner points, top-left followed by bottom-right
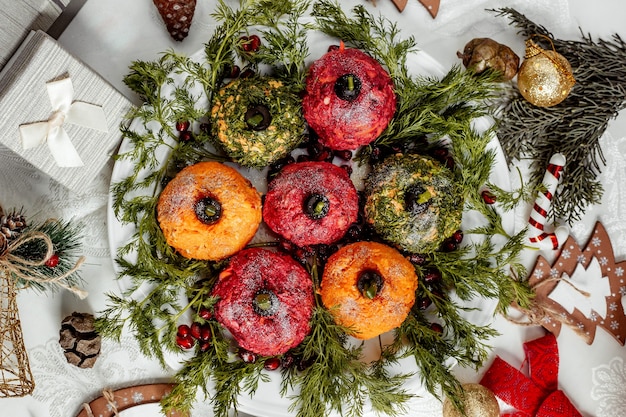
(480, 333), (582, 417)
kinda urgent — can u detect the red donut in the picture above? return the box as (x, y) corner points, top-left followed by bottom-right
(263, 161), (359, 247)
(211, 248), (314, 356)
(302, 45), (396, 150)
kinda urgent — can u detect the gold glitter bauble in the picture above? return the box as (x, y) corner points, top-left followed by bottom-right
(442, 383), (500, 417)
(517, 40), (575, 107)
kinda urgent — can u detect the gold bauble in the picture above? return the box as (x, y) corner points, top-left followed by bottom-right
(517, 40), (575, 107)
(442, 383), (500, 417)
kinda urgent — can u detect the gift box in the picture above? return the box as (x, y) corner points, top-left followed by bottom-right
(0, 30), (131, 195)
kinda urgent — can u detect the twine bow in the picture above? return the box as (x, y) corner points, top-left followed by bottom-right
(18, 76), (108, 167)
(507, 276), (591, 340)
(0, 230), (87, 299)
(82, 388), (120, 417)
(480, 333), (582, 417)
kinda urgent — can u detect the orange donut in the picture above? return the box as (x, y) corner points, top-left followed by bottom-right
(320, 241), (418, 340)
(157, 161), (262, 261)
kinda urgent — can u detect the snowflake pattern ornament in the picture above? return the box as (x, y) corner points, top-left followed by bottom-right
(518, 222), (626, 345)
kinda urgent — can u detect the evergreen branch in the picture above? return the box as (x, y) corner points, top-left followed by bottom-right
(492, 8), (626, 224)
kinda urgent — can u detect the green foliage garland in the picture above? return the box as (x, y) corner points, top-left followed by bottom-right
(97, 1), (532, 416)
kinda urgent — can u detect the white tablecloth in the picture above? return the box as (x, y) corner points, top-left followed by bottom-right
(2, 1), (626, 416)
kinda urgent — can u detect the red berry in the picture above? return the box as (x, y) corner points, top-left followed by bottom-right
(199, 325), (211, 342)
(281, 353), (295, 369)
(176, 334), (194, 350)
(481, 190), (496, 205)
(264, 357), (281, 371)
(228, 64), (241, 78)
(45, 253), (59, 268)
(452, 230), (464, 244)
(239, 350), (257, 363)
(198, 308), (212, 320)
(432, 147), (448, 159)
(199, 340), (211, 352)
(199, 122), (211, 134)
(190, 322), (202, 340)
(240, 35), (253, 52)
(442, 239), (458, 252)
(179, 131), (193, 142)
(423, 268), (442, 284)
(416, 297), (432, 310)
(334, 150), (353, 161)
(176, 120), (190, 132)
(249, 34), (261, 51)
(340, 164), (353, 176)
(240, 68), (255, 78)
(177, 324), (191, 338)
(430, 323), (444, 334)
(408, 253), (427, 265)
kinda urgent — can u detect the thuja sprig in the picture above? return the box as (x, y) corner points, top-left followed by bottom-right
(493, 7), (626, 224)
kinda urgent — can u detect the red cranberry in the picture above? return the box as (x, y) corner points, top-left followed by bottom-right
(199, 340), (211, 352)
(416, 297), (432, 310)
(198, 308), (212, 320)
(199, 325), (212, 342)
(239, 35), (252, 52)
(442, 239), (458, 252)
(199, 122), (211, 134)
(407, 253), (427, 265)
(228, 64), (241, 78)
(281, 353), (295, 369)
(422, 268), (442, 284)
(240, 68), (255, 78)
(264, 357), (281, 371)
(179, 131), (193, 142)
(177, 324), (191, 338)
(340, 164), (353, 176)
(239, 350), (257, 363)
(432, 148), (448, 159)
(190, 322), (202, 340)
(481, 190), (496, 205)
(249, 34), (261, 51)
(45, 253), (59, 268)
(452, 230), (464, 244)
(176, 334), (194, 350)
(334, 150), (353, 161)
(430, 323), (444, 334)
(176, 120), (190, 132)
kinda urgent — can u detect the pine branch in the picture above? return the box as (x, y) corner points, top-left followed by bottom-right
(492, 8), (626, 224)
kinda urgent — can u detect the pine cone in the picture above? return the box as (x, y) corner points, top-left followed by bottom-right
(0, 210), (27, 242)
(59, 312), (102, 368)
(153, 0), (197, 41)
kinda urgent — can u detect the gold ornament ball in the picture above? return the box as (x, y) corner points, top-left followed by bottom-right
(442, 383), (500, 417)
(517, 49), (575, 107)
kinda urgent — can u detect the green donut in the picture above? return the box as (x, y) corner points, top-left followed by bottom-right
(209, 77), (304, 167)
(364, 154), (463, 253)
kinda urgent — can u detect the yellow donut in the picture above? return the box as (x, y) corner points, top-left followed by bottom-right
(320, 241), (418, 340)
(157, 161), (262, 261)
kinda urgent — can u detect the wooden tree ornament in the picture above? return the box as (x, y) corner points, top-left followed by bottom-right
(0, 270), (34, 397)
(514, 222), (626, 345)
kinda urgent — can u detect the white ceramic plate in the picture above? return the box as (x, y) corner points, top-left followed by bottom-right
(107, 35), (513, 417)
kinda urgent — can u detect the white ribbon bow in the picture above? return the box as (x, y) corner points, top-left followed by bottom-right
(18, 77), (109, 167)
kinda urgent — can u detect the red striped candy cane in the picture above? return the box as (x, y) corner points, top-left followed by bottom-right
(527, 153), (569, 250)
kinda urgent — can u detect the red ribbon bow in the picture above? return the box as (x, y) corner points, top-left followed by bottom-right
(480, 333), (582, 417)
